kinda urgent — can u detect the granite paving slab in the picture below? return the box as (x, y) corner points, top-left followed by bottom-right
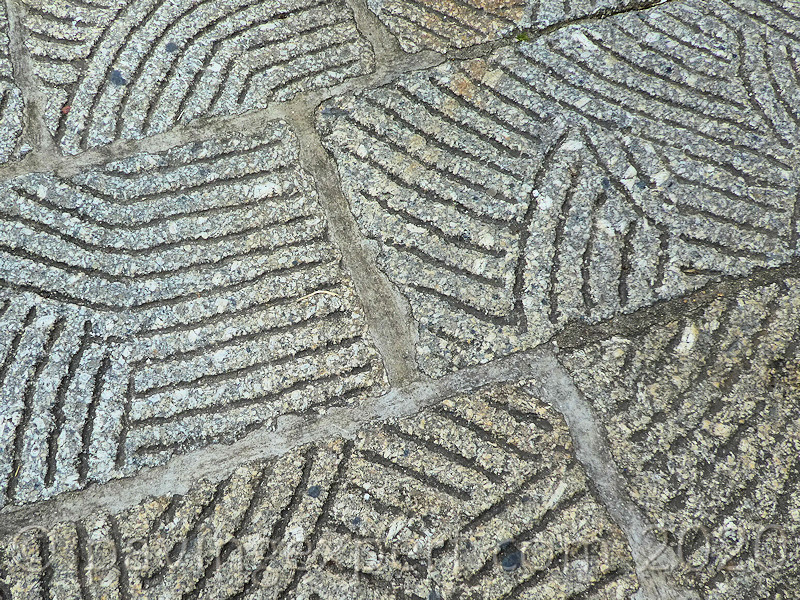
(0, 120), (387, 508)
(0, 383), (638, 600)
(560, 280), (800, 599)
(18, 0), (375, 155)
(318, 0), (800, 376)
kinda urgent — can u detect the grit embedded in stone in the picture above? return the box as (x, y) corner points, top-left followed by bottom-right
(0, 120), (387, 509)
(0, 2), (25, 163)
(318, 0), (800, 376)
(0, 383), (640, 599)
(18, 0), (375, 155)
(560, 280), (800, 599)
(365, 0), (643, 53)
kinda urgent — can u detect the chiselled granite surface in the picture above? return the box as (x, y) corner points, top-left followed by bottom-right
(0, 384), (638, 600)
(19, 0), (374, 155)
(0, 0), (797, 599)
(561, 281), (800, 599)
(0, 122), (387, 508)
(320, 0), (800, 376)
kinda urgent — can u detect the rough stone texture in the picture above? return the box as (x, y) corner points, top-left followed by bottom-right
(319, 0), (800, 376)
(0, 2), (25, 163)
(0, 121), (387, 508)
(365, 0), (642, 53)
(0, 0), (798, 599)
(18, 0), (374, 155)
(0, 384), (639, 600)
(561, 280), (800, 599)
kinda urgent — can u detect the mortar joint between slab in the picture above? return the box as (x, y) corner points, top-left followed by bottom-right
(4, 0), (58, 159)
(0, 350), (541, 532)
(555, 257), (800, 351)
(524, 352), (700, 600)
(344, 0), (410, 64)
(284, 105), (421, 387)
(439, 0), (680, 61)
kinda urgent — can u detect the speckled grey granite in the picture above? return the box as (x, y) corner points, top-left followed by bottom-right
(365, 0), (643, 53)
(319, 0), (800, 376)
(560, 280), (800, 599)
(0, 121), (387, 508)
(0, 0), (798, 599)
(0, 2), (25, 163)
(0, 384), (639, 600)
(18, 0), (374, 155)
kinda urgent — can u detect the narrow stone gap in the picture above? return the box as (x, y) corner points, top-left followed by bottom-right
(344, 0), (408, 62)
(0, 350), (536, 532)
(555, 257), (800, 351)
(287, 105), (420, 386)
(439, 0), (680, 60)
(4, 0), (56, 157)
(522, 352), (699, 600)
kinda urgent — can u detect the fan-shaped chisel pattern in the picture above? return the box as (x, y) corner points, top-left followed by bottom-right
(318, 0), (800, 375)
(0, 121), (387, 508)
(365, 0), (644, 53)
(0, 384), (639, 600)
(561, 280), (800, 599)
(19, 0), (374, 155)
